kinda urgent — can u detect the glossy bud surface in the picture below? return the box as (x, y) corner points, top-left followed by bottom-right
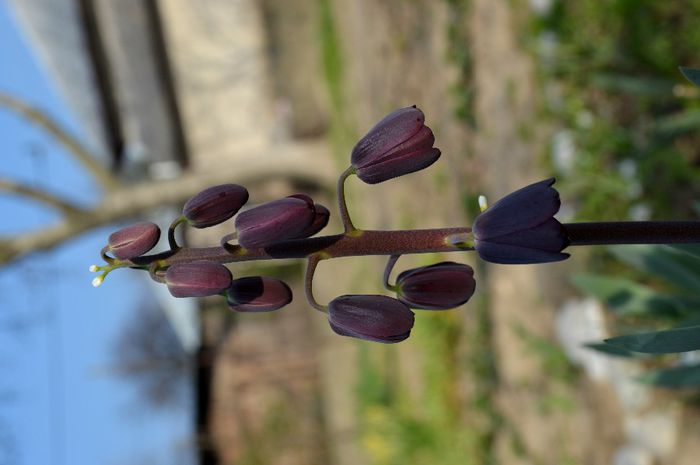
(235, 195), (316, 248)
(108, 222), (160, 260)
(328, 294), (415, 343)
(165, 261), (232, 298)
(227, 276), (293, 312)
(473, 178), (570, 264)
(351, 106), (441, 184)
(291, 203), (330, 239)
(396, 261), (476, 310)
(183, 183), (249, 228)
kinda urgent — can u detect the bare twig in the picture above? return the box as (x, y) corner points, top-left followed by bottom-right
(0, 178), (87, 216)
(0, 150), (335, 265)
(0, 92), (120, 191)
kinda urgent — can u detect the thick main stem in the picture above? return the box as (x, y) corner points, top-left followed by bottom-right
(565, 221), (700, 245)
(128, 227), (473, 269)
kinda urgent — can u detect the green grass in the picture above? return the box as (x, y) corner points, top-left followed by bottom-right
(355, 292), (499, 465)
(531, 0), (700, 221)
(317, 0), (357, 160)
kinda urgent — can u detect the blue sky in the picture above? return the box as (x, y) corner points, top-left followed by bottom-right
(0, 4), (193, 465)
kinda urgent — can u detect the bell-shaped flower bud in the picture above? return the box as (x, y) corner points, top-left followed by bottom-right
(235, 195), (316, 248)
(226, 276), (293, 312)
(328, 294), (415, 343)
(395, 261), (476, 310)
(351, 106), (441, 184)
(108, 222), (161, 260)
(165, 261), (232, 298)
(291, 203), (330, 239)
(472, 178), (570, 264)
(182, 183), (249, 228)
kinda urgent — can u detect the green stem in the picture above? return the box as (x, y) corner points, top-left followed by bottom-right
(100, 246), (117, 265)
(383, 255), (400, 291)
(337, 166), (357, 233)
(305, 255), (327, 313)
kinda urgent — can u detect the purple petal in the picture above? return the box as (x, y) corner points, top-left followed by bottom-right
(484, 218), (569, 252)
(328, 294), (414, 343)
(290, 204), (330, 239)
(108, 222), (161, 260)
(236, 196), (316, 248)
(473, 178), (561, 240)
(351, 106), (425, 166)
(182, 184), (249, 228)
(356, 148), (441, 184)
(227, 276), (292, 312)
(396, 261), (476, 310)
(165, 261), (232, 297)
(475, 241), (570, 264)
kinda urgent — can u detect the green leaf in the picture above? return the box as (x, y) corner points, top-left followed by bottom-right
(571, 272), (681, 317)
(668, 244), (700, 261)
(680, 67), (700, 87)
(592, 73), (674, 96)
(605, 325), (700, 353)
(639, 363), (700, 388)
(654, 109), (700, 136)
(610, 245), (700, 294)
(584, 342), (637, 358)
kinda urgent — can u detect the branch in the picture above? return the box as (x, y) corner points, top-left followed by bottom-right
(0, 178), (87, 216)
(0, 92), (121, 191)
(0, 148), (335, 265)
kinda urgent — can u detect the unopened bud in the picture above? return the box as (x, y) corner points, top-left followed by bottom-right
(351, 106), (441, 184)
(227, 276), (293, 312)
(108, 222), (161, 260)
(292, 203), (330, 239)
(183, 183), (249, 228)
(165, 261), (232, 298)
(235, 195), (316, 248)
(328, 294), (414, 343)
(396, 261), (475, 310)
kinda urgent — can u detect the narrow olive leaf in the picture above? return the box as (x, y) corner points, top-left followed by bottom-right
(584, 342), (637, 358)
(611, 245), (700, 294)
(680, 66), (700, 87)
(668, 244), (700, 261)
(654, 109), (700, 137)
(571, 272), (682, 317)
(638, 364), (700, 388)
(605, 325), (700, 353)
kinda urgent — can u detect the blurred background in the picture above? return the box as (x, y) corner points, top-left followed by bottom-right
(2, 0), (700, 464)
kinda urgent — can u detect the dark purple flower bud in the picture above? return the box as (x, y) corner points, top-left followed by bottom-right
(291, 203), (330, 239)
(396, 261), (476, 310)
(226, 276), (293, 312)
(182, 183), (249, 228)
(165, 261), (232, 298)
(351, 106), (441, 184)
(328, 294), (415, 343)
(235, 195), (316, 248)
(472, 178), (570, 264)
(108, 222), (160, 260)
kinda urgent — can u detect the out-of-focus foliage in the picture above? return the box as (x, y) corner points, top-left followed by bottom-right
(574, 244), (700, 389)
(533, 0), (700, 220)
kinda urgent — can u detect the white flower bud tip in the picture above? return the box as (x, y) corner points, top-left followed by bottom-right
(92, 276), (104, 287)
(478, 195), (488, 212)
